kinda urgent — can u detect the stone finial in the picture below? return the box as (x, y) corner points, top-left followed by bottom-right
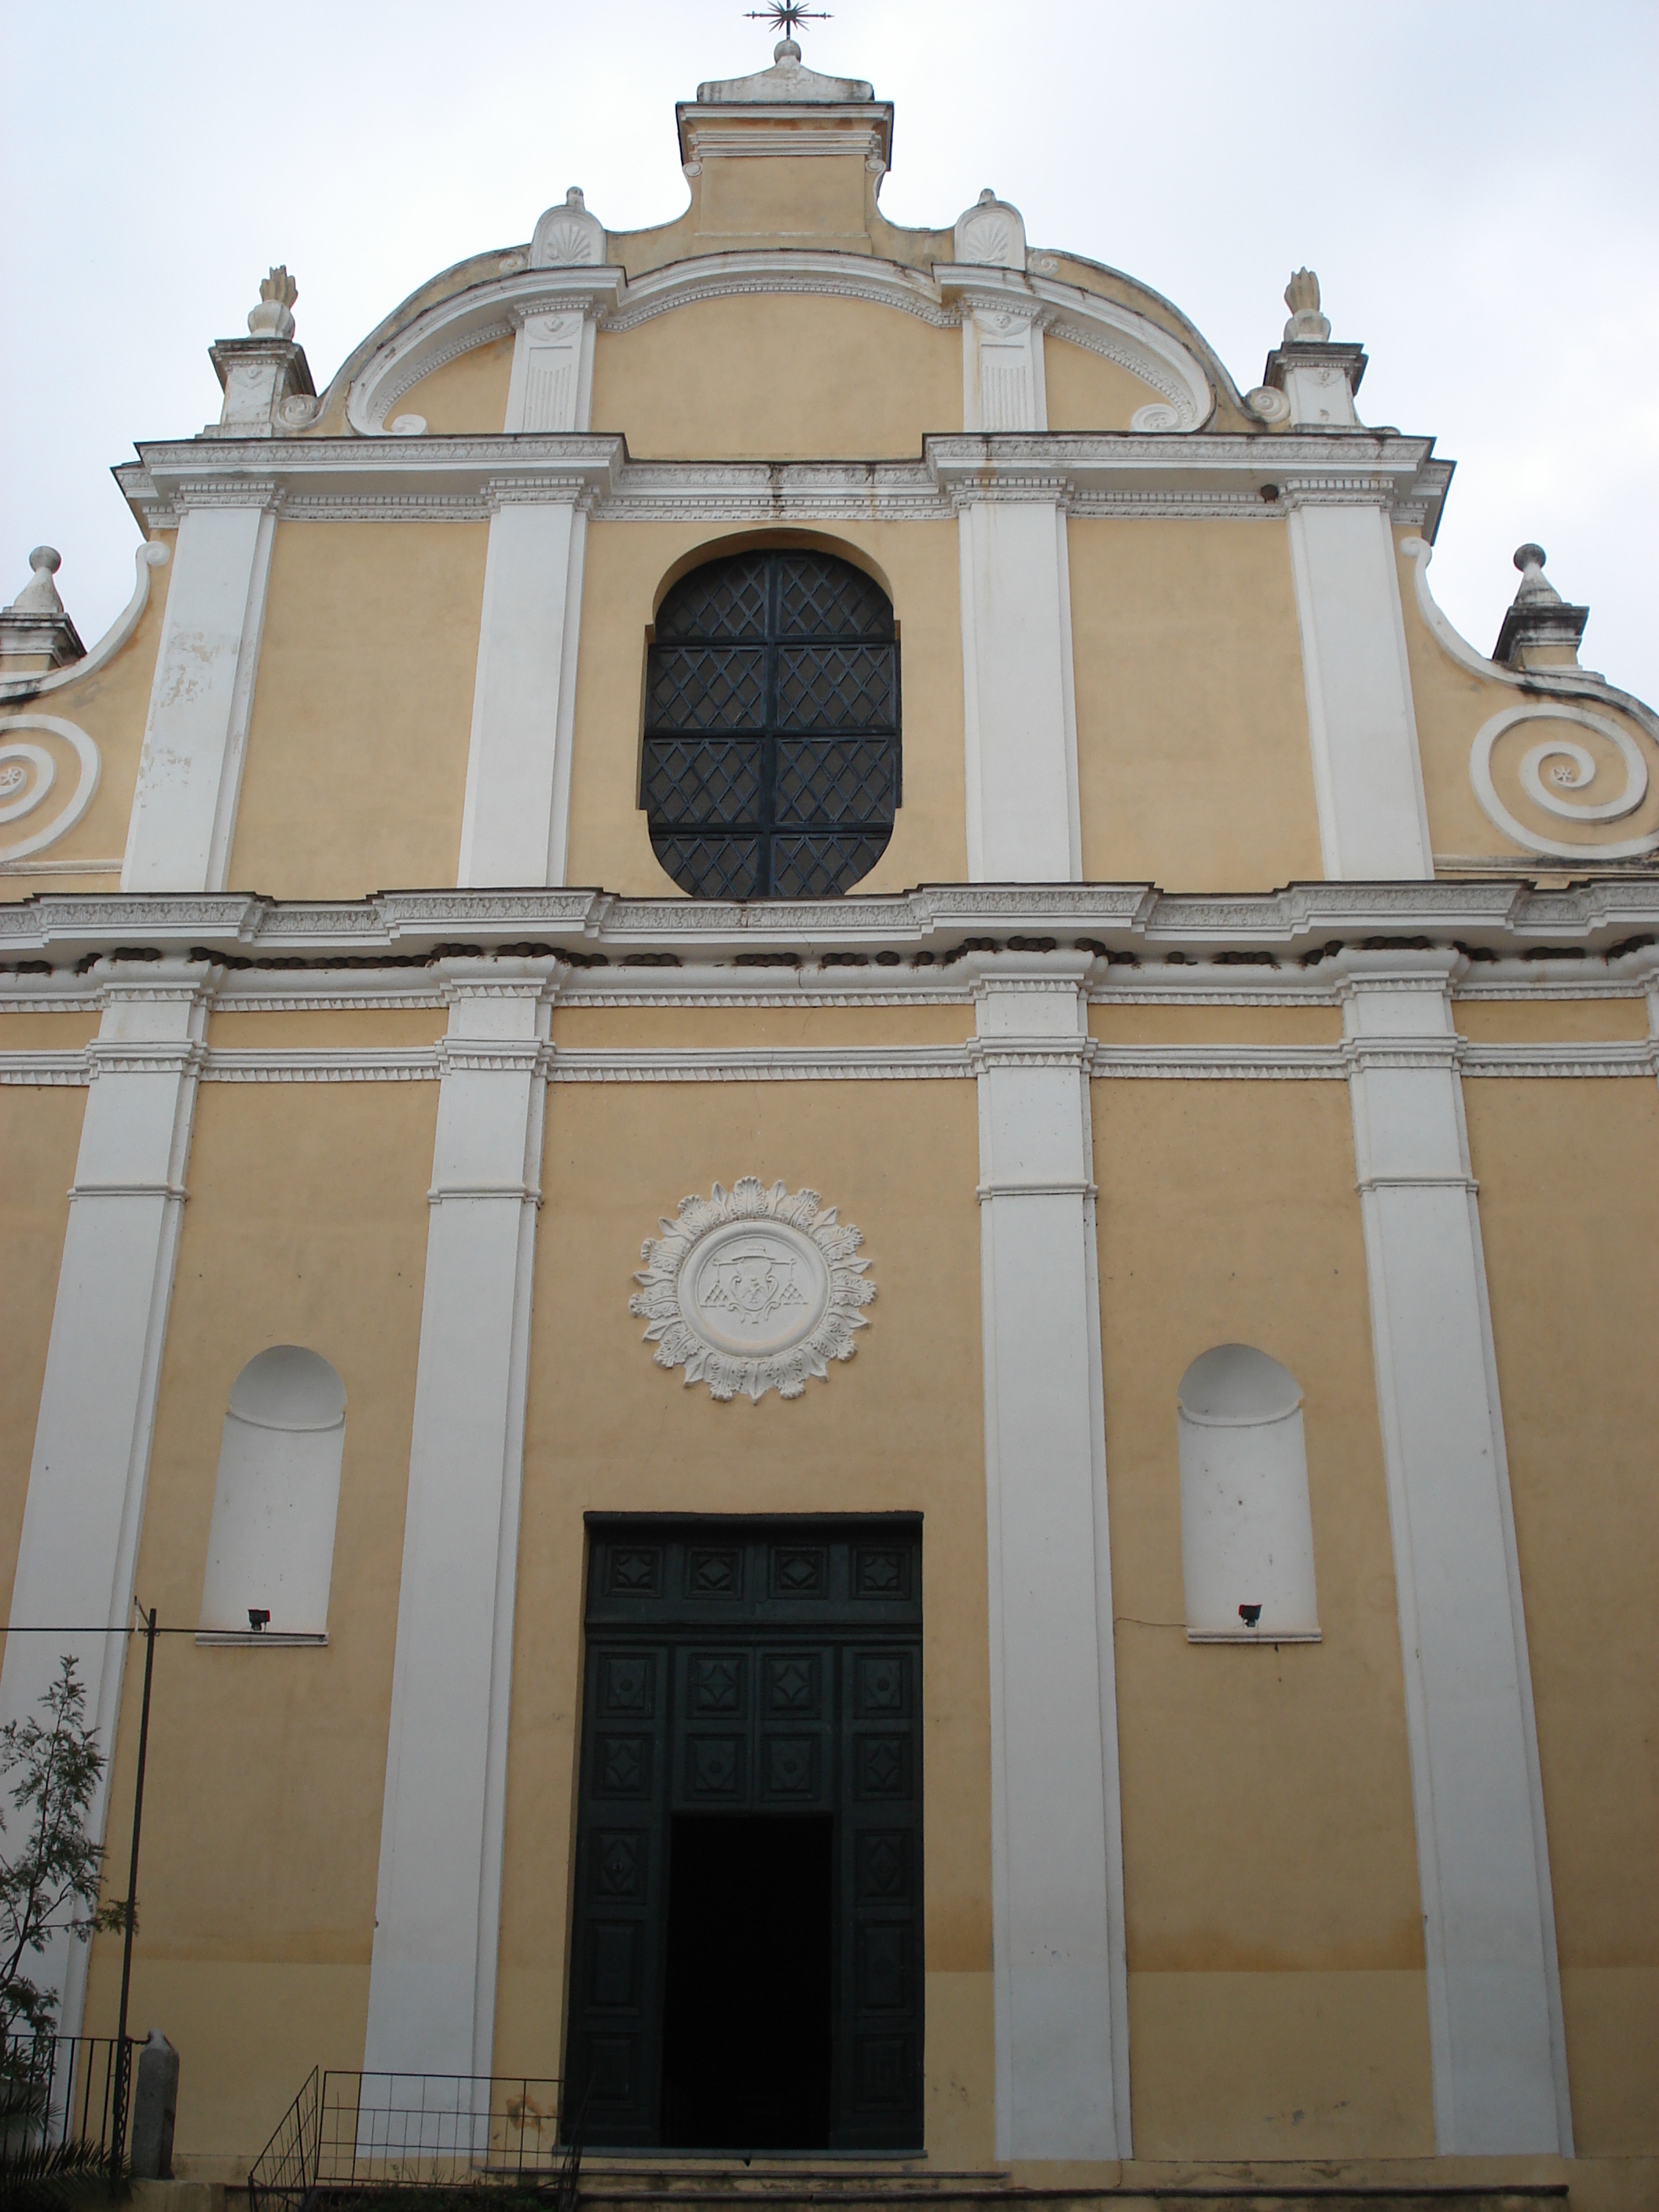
(1283, 268), (1331, 344)
(248, 266), (298, 339)
(7, 546), (65, 617)
(0, 545), (85, 673)
(1511, 542), (1561, 605)
(1495, 542), (1589, 668)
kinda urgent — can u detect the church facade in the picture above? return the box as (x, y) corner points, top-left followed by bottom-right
(2, 34), (1656, 2207)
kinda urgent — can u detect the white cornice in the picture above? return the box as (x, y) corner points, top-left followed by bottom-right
(6, 881), (1659, 974)
(4, 1031), (1654, 1090)
(112, 430), (1448, 532)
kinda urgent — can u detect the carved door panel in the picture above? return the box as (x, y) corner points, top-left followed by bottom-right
(566, 1518), (923, 2151)
(569, 1635), (671, 2141)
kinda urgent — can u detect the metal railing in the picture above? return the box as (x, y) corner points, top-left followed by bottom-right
(0, 2032), (140, 2165)
(250, 2071), (580, 2212)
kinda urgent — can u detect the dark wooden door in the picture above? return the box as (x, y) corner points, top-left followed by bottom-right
(566, 1517), (924, 2151)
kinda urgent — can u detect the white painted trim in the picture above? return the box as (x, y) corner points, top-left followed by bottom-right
(0, 545), (171, 707)
(1470, 702), (1659, 862)
(1287, 500), (1433, 880)
(8, 880), (1659, 968)
(958, 497), (1081, 881)
(0, 716), (101, 862)
(457, 500), (588, 888)
(112, 432), (1445, 533)
(1339, 950), (1569, 2153)
(0, 962), (214, 2042)
(974, 959), (1130, 2159)
(123, 503), (277, 894)
(364, 971), (554, 2083)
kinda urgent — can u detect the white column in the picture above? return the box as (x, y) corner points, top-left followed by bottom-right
(123, 496), (278, 892)
(958, 494), (1081, 882)
(364, 961), (555, 2083)
(972, 954), (1130, 2160)
(456, 491), (588, 888)
(1339, 949), (1570, 2154)
(0, 959), (214, 2038)
(1285, 490), (1432, 880)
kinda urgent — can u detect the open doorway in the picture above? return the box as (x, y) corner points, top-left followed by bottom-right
(661, 1814), (833, 2148)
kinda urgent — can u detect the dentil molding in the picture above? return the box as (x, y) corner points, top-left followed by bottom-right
(630, 1177), (875, 1402)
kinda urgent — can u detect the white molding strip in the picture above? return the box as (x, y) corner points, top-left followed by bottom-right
(11, 877), (1659, 966)
(0, 961), (214, 2045)
(110, 430), (1448, 533)
(365, 967), (553, 2085)
(1339, 948), (1571, 2154)
(974, 958), (1130, 2159)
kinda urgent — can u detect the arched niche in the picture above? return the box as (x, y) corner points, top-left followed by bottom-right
(1176, 1344), (1320, 1643)
(199, 1346), (346, 1639)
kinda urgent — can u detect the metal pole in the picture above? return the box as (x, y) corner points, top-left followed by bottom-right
(110, 1606), (156, 2174)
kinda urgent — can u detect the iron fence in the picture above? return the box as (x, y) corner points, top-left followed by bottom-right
(0, 2032), (139, 2164)
(250, 2071), (580, 2212)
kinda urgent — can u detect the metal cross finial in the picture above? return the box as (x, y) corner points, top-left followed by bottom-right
(745, 0), (832, 38)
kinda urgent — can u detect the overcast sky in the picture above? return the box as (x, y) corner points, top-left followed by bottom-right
(4, 0), (1655, 708)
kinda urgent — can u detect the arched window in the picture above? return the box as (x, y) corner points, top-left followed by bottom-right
(643, 548), (899, 899)
(199, 1347), (346, 1639)
(1176, 1345), (1320, 1643)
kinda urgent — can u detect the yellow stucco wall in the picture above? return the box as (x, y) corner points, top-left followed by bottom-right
(0, 540), (174, 895)
(591, 296), (960, 460)
(500, 1072), (993, 2164)
(563, 521), (967, 895)
(1092, 1073), (1434, 2159)
(1465, 1073), (1659, 2155)
(0, 1080), (85, 1623)
(1070, 520), (1322, 890)
(550, 1001), (972, 1051)
(1090, 1002), (1342, 1046)
(229, 522), (485, 898)
(1043, 336), (1170, 433)
(1456, 995), (1650, 1043)
(82, 1076), (438, 2162)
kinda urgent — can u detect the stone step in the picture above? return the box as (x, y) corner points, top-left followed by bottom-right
(573, 2175), (1567, 2212)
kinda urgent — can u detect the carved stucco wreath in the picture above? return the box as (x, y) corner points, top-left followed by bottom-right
(630, 1177), (875, 1403)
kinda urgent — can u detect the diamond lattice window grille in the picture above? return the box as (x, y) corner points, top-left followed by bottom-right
(643, 551), (899, 900)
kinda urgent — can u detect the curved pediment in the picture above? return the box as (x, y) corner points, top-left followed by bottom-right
(340, 248), (1214, 443)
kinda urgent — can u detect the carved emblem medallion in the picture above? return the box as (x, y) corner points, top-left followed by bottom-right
(630, 1177), (875, 1402)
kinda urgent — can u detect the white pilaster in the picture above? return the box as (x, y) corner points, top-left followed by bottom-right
(958, 301), (1049, 436)
(1339, 949), (1570, 2155)
(972, 954), (1130, 2160)
(958, 494), (1081, 882)
(364, 961), (555, 2083)
(0, 959), (214, 2038)
(457, 493), (588, 888)
(1286, 493), (1432, 880)
(504, 307), (597, 438)
(123, 498), (278, 892)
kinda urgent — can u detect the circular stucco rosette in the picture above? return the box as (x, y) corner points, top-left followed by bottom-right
(630, 1177), (875, 1403)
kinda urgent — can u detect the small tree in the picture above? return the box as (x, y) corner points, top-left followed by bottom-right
(0, 1658), (128, 2053)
